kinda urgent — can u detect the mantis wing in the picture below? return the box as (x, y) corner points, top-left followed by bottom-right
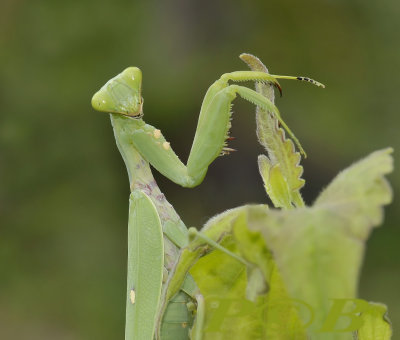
(126, 190), (164, 340)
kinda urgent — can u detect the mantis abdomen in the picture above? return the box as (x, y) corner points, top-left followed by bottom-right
(160, 291), (195, 339)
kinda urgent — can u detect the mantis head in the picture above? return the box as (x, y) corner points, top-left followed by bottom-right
(91, 67), (143, 117)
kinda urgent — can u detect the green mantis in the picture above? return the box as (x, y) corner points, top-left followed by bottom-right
(91, 57), (322, 339)
(91, 55), (392, 339)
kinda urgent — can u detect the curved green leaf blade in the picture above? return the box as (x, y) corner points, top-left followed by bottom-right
(240, 53), (305, 208)
(188, 207), (307, 339)
(245, 148), (393, 339)
(314, 148), (393, 238)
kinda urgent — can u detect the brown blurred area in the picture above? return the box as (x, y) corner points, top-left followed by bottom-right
(0, 0), (399, 338)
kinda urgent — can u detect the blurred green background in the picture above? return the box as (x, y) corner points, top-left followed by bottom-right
(1, 0), (398, 338)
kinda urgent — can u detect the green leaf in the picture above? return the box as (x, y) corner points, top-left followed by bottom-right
(232, 212), (308, 339)
(314, 148), (393, 238)
(258, 155), (292, 209)
(162, 148), (392, 339)
(245, 148), (393, 339)
(188, 207), (307, 339)
(189, 233), (260, 339)
(354, 302), (392, 340)
(240, 53), (305, 208)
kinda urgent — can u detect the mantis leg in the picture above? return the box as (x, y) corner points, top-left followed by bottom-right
(227, 84), (306, 157)
(93, 67), (323, 189)
(192, 294), (205, 340)
(126, 82), (299, 187)
(220, 70), (325, 90)
(186, 83), (303, 179)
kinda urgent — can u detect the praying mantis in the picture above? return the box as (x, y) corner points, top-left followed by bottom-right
(90, 55), (393, 340)
(91, 55), (323, 339)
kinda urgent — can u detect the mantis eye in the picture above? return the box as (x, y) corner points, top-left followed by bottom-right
(91, 67), (143, 116)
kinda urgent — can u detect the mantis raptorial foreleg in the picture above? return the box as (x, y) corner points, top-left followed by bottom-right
(92, 68), (324, 188)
